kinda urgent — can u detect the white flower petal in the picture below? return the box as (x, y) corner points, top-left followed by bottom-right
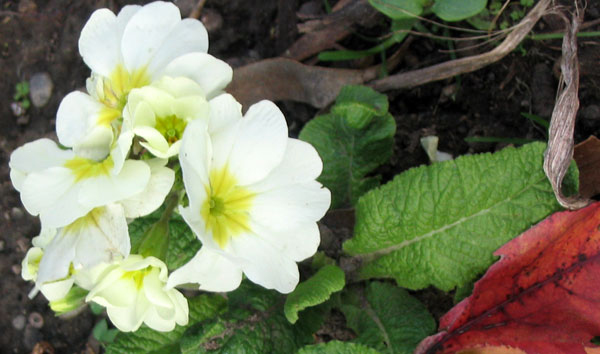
(121, 160), (174, 218)
(250, 180), (330, 232)
(39, 278), (75, 302)
(106, 296), (148, 332)
(121, 1), (181, 73)
(21, 247), (43, 281)
(229, 234), (299, 294)
(9, 139), (73, 191)
(147, 19), (209, 78)
(78, 160), (150, 208)
(143, 268), (172, 308)
(257, 222), (320, 262)
(78, 9), (120, 77)
(207, 93), (242, 137)
(166, 247), (242, 292)
(143, 306), (176, 332)
(21, 168), (90, 228)
(164, 53), (231, 99)
(136, 127), (170, 156)
(223, 100), (288, 185)
(89, 275), (137, 308)
(180, 119), (211, 209)
(56, 91), (111, 159)
(251, 139), (324, 192)
(37, 230), (77, 284)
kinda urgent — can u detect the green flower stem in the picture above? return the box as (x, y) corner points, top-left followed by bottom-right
(137, 193), (179, 261)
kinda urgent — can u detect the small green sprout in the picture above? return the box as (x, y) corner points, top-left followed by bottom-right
(13, 81), (31, 111)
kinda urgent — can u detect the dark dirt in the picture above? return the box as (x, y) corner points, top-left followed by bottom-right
(1, 0), (599, 352)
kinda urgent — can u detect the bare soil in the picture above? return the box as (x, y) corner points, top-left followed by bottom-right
(0, 0), (599, 352)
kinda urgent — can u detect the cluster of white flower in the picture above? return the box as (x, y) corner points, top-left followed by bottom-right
(10, 1), (330, 332)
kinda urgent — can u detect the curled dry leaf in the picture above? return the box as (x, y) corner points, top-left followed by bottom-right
(573, 136), (600, 199)
(543, 7), (590, 210)
(416, 202), (600, 354)
(226, 58), (378, 109)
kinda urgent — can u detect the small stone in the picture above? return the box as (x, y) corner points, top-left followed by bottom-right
(12, 315), (26, 330)
(10, 102), (25, 117)
(11, 264), (21, 275)
(29, 72), (53, 108)
(11, 207), (24, 219)
(28, 312), (44, 329)
(17, 237), (29, 253)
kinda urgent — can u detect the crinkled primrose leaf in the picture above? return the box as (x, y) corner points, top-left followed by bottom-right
(298, 340), (383, 354)
(105, 294), (226, 354)
(340, 282), (435, 354)
(178, 282), (313, 353)
(284, 264), (345, 324)
(299, 85), (395, 208)
(128, 209), (201, 271)
(344, 142), (578, 291)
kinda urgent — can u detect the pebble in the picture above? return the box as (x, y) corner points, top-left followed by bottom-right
(11, 264), (21, 275)
(11, 207), (24, 219)
(28, 312), (44, 328)
(12, 315), (26, 330)
(29, 72), (53, 108)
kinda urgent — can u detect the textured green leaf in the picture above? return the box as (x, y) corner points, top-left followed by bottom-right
(341, 282), (435, 354)
(432, 0), (487, 22)
(298, 341), (382, 354)
(106, 294), (227, 354)
(332, 85), (388, 129)
(180, 282), (313, 353)
(344, 142), (578, 291)
(368, 0), (425, 20)
(299, 86), (396, 208)
(129, 211), (201, 271)
(284, 265), (345, 324)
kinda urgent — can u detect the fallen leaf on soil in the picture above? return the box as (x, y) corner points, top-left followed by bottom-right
(574, 136), (600, 199)
(226, 58), (378, 109)
(416, 202), (600, 354)
(543, 8), (590, 209)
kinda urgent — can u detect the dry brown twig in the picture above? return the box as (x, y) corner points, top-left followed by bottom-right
(370, 0), (551, 91)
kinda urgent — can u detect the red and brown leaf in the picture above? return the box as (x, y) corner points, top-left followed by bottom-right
(416, 202), (600, 354)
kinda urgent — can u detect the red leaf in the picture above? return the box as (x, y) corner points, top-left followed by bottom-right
(416, 202), (600, 354)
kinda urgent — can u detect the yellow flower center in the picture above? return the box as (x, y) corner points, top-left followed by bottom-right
(155, 114), (188, 145)
(201, 166), (255, 249)
(64, 156), (114, 182)
(97, 64), (150, 127)
(121, 267), (151, 290)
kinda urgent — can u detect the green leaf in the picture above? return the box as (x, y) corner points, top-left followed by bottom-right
(332, 86), (389, 129)
(344, 142), (578, 291)
(129, 210), (201, 271)
(298, 341), (382, 354)
(432, 0), (487, 22)
(284, 265), (345, 324)
(105, 294), (227, 354)
(340, 282), (435, 354)
(299, 86), (396, 208)
(368, 0), (425, 20)
(179, 282), (313, 353)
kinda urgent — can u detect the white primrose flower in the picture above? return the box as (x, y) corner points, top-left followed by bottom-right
(77, 255), (188, 332)
(22, 230), (76, 301)
(56, 1), (232, 160)
(8, 131), (172, 228)
(124, 76), (209, 158)
(35, 204), (130, 287)
(167, 95), (331, 294)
